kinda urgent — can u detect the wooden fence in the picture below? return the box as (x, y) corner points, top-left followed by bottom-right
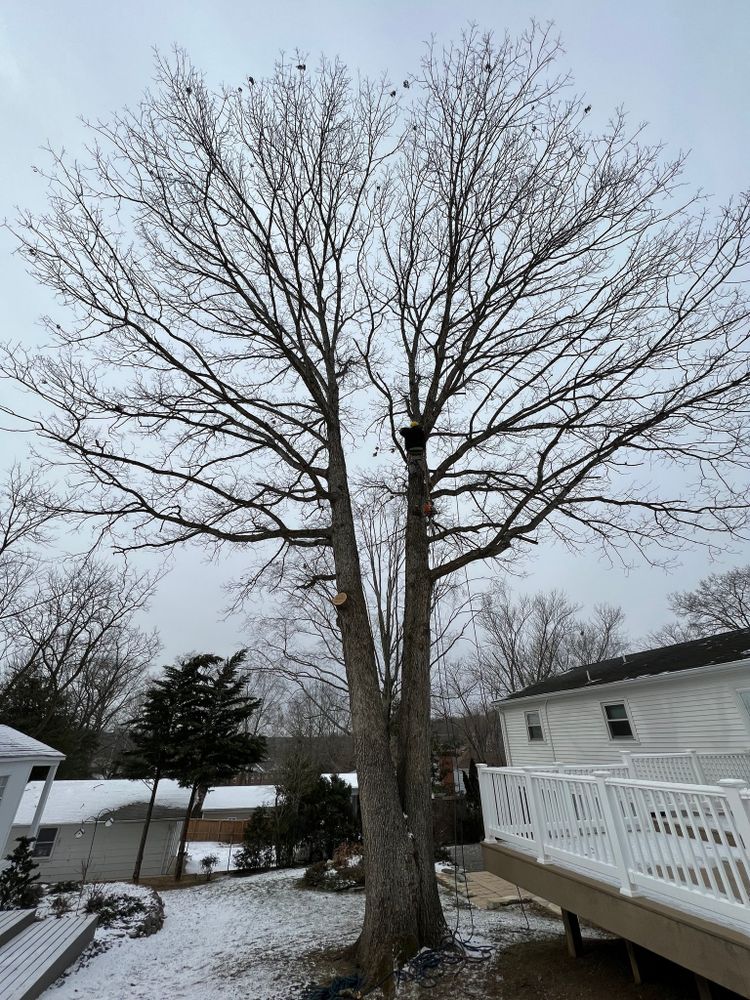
(186, 818), (248, 843)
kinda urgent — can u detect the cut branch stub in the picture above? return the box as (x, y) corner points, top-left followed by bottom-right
(330, 592), (348, 607)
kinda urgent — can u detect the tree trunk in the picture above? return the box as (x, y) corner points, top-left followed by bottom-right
(191, 782), (209, 817)
(397, 447), (445, 946)
(132, 772), (160, 884)
(326, 433), (444, 986)
(174, 783), (197, 881)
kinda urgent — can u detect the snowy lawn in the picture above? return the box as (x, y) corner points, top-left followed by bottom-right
(184, 840), (241, 875)
(41, 869), (569, 1000)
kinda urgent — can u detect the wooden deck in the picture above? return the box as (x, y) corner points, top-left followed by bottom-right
(0, 913), (98, 1000)
(0, 912), (35, 949)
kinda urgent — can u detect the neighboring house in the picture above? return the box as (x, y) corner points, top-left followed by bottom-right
(0, 725), (64, 867)
(9, 773), (361, 878)
(10, 779), (190, 882)
(495, 628), (750, 767)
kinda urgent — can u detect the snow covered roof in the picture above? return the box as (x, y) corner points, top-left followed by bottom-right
(0, 725), (65, 762)
(500, 628), (750, 704)
(13, 772), (359, 826)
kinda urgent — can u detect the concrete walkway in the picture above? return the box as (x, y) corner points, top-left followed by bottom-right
(438, 854), (561, 915)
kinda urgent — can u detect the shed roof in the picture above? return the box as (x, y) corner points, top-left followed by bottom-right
(13, 772), (359, 826)
(501, 628), (750, 703)
(0, 725), (64, 762)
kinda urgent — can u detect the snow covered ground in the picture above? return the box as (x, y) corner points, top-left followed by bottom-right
(184, 840), (240, 874)
(41, 869), (567, 1000)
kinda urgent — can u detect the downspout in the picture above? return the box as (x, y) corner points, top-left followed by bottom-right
(544, 699), (558, 760)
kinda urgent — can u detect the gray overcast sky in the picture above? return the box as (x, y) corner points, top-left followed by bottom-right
(1, 1), (749, 660)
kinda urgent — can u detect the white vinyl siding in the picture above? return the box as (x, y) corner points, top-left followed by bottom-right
(9, 820), (180, 882)
(501, 663), (750, 766)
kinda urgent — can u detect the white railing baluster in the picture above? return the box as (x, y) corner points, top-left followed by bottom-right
(523, 768), (548, 863)
(593, 771), (634, 895)
(685, 749), (707, 784)
(478, 765), (750, 933)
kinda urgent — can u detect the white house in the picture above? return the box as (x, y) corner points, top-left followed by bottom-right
(495, 628), (750, 770)
(0, 724), (64, 866)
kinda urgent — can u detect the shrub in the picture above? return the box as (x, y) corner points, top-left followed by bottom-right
(50, 894), (72, 918)
(300, 840), (365, 892)
(300, 860), (329, 888)
(0, 837), (42, 910)
(234, 806), (276, 870)
(200, 853), (219, 881)
(84, 887), (147, 926)
(47, 880), (81, 895)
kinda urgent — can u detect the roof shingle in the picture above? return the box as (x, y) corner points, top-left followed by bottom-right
(502, 627), (750, 703)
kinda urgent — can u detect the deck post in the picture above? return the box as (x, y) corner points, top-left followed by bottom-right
(694, 973), (715, 999)
(522, 768), (548, 863)
(593, 771), (635, 896)
(28, 763), (59, 840)
(620, 751), (634, 776)
(716, 778), (750, 850)
(624, 940), (643, 985)
(476, 765), (495, 839)
(685, 749), (706, 784)
(560, 909), (583, 958)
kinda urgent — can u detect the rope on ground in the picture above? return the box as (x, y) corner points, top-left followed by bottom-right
(299, 929), (493, 1000)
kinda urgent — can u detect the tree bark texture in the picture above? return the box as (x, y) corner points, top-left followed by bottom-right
(174, 782), (197, 881)
(327, 434), (445, 982)
(132, 772), (160, 884)
(396, 447), (444, 946)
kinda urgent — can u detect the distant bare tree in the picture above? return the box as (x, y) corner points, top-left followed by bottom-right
(0, 557), (159, 770)
(474, 583), (629, 698)
(0, 464), (56, 643)
(434, 586), (628, 760)
(652, 565), (750, 643)
(5, 26), (750, 979)
(283, 680), (351, 739)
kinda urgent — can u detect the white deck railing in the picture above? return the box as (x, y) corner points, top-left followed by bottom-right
(478, 764), (750, 933)
(534, 749), (750, 786)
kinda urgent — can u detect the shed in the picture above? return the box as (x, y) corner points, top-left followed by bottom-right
(495, 628), (750, 767)
(10, 779), (189, 882)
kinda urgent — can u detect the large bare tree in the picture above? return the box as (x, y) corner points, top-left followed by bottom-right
(4, 27), (750, 980)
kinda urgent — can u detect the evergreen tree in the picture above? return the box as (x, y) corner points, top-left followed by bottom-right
(0, 837), (40, 910)
(0, 668), (97, 777)
(122, 673), (185, 882)
(172, 651), (267, 879)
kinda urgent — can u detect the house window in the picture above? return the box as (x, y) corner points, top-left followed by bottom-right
(739, 689), (750, 719)
(32, 827), (58, 859)
(603, 702), (634, 740)
(0, 775), (8, 808)
(525, 710), (545, 742)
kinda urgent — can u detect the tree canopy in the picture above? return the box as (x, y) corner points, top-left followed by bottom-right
(4, 24), (750, 982)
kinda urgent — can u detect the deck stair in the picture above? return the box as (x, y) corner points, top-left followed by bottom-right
(0, 912), (98, 1000)
(0, 912), (35, 949)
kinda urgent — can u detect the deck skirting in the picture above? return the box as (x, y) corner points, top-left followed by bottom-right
(482, 839), (750, 998)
